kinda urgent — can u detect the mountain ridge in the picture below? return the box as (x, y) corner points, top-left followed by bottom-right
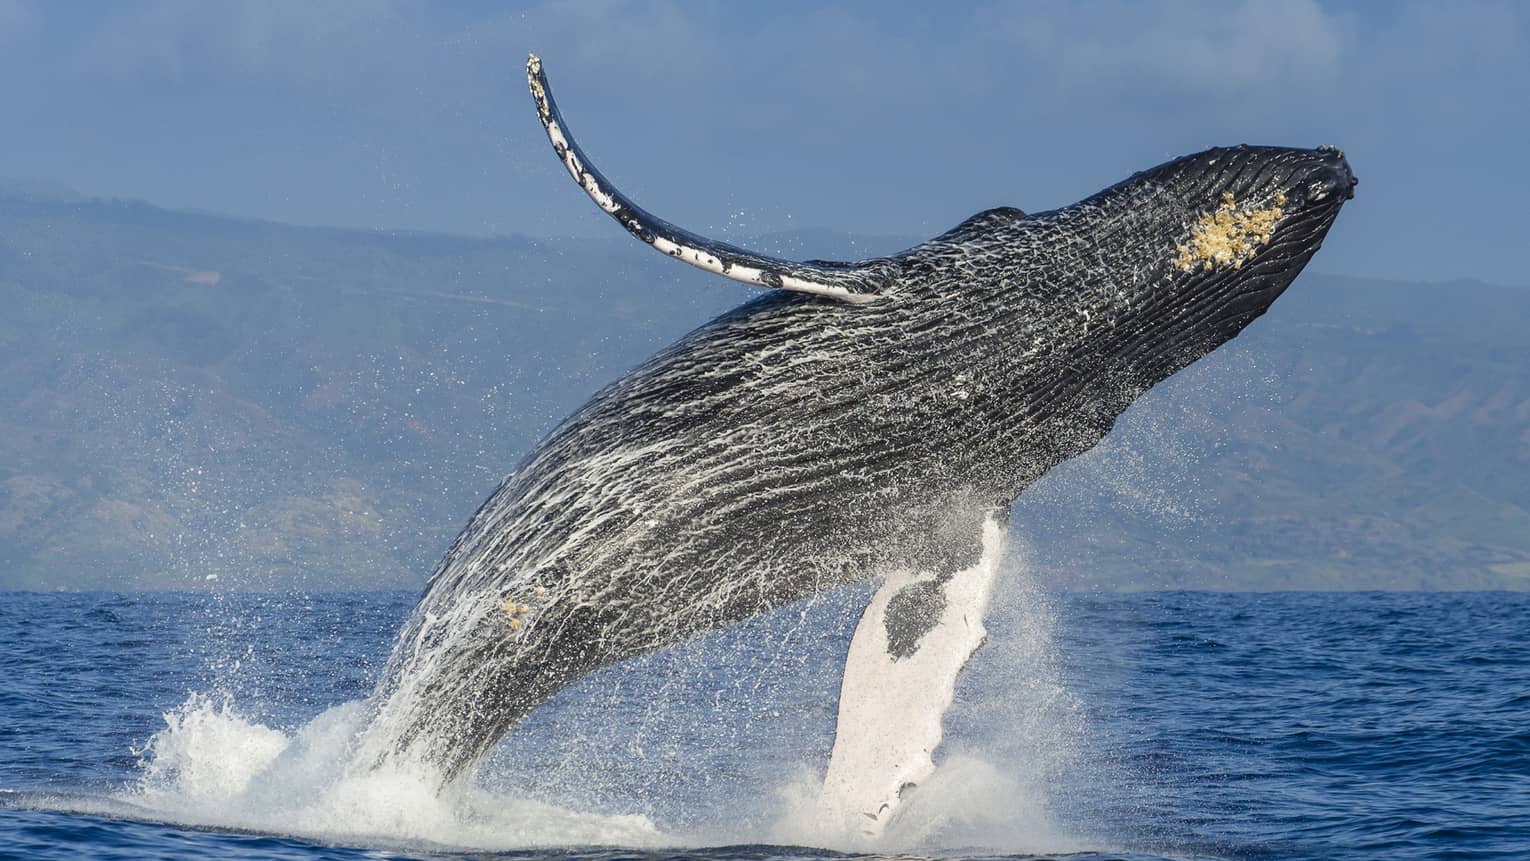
(1, 190), (1525, 591)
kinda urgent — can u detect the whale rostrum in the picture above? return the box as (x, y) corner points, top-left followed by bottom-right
(355, 53), (1355, 789)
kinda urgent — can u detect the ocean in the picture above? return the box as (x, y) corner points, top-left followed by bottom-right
(1, 588), (1525, 860)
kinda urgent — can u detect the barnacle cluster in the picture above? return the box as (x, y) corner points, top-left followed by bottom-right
(1174, 191), (1285, 272)
(501, 584), (548, 631)
(501, 598), (529, 630)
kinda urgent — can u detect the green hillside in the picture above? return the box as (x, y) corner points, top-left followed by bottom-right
(1, 191), (1526, 591)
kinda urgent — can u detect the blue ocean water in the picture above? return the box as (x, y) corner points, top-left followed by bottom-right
(0, 589), (1525, 860)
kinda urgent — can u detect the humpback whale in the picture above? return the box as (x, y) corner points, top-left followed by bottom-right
(357, 54), (1356, 807)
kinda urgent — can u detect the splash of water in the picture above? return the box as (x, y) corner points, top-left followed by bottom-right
(123, 694), (665, 852)
(810, 518), (1010, 840)
(769, 526), (1091, 853)
(107, 533), (1088, 855)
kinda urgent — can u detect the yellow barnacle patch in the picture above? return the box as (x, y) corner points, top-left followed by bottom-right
(502, 598), (530, 630)
(1173, 192), (1284, 273)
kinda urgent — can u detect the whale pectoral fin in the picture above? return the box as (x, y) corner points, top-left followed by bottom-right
(815, 517), (1007, 840)
(526, 54), (886, 305)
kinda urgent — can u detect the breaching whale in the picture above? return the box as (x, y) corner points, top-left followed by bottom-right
(356, 54), (1355, 818)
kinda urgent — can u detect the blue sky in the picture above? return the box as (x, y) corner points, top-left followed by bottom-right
(2, 1), (1526, 286)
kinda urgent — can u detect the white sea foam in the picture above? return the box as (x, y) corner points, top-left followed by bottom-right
(97, 533), (1087, 855)
(768, 753), (1085, 854)
(121, 694), (666, 852)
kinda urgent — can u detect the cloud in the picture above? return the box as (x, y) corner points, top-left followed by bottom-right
(1351, 1), (1528, 125)
(3, 0), (1527, 284)
(28, 0), (1529, 138)
(75, 1), (426, 93)
(972, 0), (1346, 112)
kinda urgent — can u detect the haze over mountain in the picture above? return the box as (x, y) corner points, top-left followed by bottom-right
(2, 188), (1526, 592)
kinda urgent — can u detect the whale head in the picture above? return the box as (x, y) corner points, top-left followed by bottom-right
(1085, 144), (1356, 358)
(932, 144), (1359, 403)
(880, 144), (1356, 482)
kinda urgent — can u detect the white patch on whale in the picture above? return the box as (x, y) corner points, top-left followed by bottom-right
(816, 516), (1007, 838)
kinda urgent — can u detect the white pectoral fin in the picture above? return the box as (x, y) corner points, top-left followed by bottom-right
(816, 519), (1006, 839)
(526, 54), (884, 304)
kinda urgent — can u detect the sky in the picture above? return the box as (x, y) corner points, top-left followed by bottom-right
(1, 0), (1527, 286)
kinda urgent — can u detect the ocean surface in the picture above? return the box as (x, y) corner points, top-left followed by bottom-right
(1, 588), (1525, 860)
